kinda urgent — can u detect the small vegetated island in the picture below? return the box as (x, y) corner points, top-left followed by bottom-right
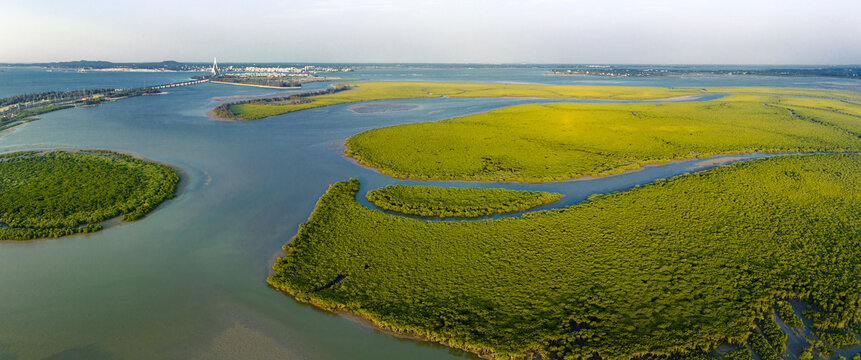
(366, 185), (562, 218)
(270, 154), (861, 359)
(211, 85), (350, 121)
(0, 150), (179, 240)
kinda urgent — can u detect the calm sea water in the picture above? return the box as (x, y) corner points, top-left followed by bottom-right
(0, 67), (859, 360)
(0, 66), (211, 98)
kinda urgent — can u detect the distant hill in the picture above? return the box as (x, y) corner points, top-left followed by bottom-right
(4, 60), (204, 71)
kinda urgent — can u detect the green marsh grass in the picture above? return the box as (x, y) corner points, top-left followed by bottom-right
(366, 185), (562, 218)
(346, 95), (861, 182)
(269, 154), (861, 359)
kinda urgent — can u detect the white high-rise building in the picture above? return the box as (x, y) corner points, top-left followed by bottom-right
(211, 58), (220, 76)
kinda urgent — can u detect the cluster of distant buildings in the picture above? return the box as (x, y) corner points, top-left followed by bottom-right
(209, 58), (351, 76)
(213, 64), (352, 75)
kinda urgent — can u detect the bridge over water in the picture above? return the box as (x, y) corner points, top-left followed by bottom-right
(149, 79), (209, 89)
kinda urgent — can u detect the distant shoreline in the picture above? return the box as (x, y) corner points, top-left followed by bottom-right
(546, 67), (861, 79)
(79, 68), (189, 73)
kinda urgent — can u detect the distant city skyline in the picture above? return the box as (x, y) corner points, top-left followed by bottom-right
(1, 0), (859, 64)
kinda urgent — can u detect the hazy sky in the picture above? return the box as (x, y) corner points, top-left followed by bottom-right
(1, 0), (859, 64)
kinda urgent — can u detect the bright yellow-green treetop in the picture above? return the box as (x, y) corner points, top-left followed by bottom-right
(346, 94), (861, 182)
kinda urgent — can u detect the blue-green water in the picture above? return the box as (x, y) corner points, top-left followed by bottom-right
(347, 65), (861, 91)
(0, 66), (210, 98)
(0, 67), (859, 359)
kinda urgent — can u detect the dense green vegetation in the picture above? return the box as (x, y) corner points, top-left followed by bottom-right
(766, 94), (861, 137)
(774, 300), (804, 328)
(814, 339), (835, 357)
(799, 347), (814, 360)
(638, 351), (715, 360)
(758, 314), (787, 353)
(815, 330), (859, 349)
(804, 303), (858, 331)
(269, 154), (861, 359)
(346, 94), (861, 181)
(365, 185), (562, 218)
(675, 86), (861, 102)
(722, 348), (754, 360)
(0, 150), (179, 240)
(747, 331), (780, 360)
(83, 87), (160, 103)
(216, 81), (861, 120)
(0, 88), (117, 107)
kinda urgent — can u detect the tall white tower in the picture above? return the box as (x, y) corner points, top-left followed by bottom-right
(211, 57), (220, 76)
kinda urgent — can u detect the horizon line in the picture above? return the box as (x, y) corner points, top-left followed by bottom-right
(2, 61), (860, 66)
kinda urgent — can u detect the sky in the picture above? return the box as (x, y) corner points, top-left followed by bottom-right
(1, 0), (859, 64)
